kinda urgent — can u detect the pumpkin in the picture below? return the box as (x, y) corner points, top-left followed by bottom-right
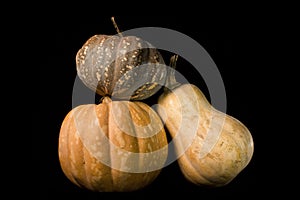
(76, 35), (167, 100)
(157, 56), (254, 187)
(58, 97), (168, 192)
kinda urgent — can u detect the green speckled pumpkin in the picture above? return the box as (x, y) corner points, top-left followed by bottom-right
(76, 35), (167, 100)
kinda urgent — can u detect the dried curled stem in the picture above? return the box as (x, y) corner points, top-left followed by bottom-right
(170, 54), (178, 69)
(111, 16), (123, 37)
(165, 55), (181, 91)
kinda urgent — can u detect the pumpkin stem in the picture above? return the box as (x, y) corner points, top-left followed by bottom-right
(170, 54), (178, 69)
(111, 16), (123, 37)
(165, 55), (181, 91)
(101, 96), (112, 104)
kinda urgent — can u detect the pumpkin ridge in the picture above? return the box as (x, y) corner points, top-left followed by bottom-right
(96, 35), (110, 96)
(82, 139), (90, 189)
(74, 107), (93, 189)
(75, 107), (91, 187)
(179, 154), (213, 185)
(67, 111), (84, 187)
(103, 36), (119, 96)
(110, 37), (126, 95)
(63, 113), (76, 185)
(133, 101), (166, 151)
(105, 100), (117, 187)
(102, 100), (114, 189)
(127, 101), (141, 169)
(129, 101), (150, 126)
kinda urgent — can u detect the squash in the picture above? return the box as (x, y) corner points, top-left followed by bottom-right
(58, 97), (168, 192)
(76, 35), (167, 100)
(157, 56), (254, 187)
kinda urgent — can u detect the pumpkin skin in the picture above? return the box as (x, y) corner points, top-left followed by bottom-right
(157, 84), (254, 187)
(58, 97), (168, 192)
(76, 35), (167, 100)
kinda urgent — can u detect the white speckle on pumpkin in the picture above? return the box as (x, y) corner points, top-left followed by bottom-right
(117, 134), (126, 148)
(148, 126), (153, 132)
(147, 143), (152, 151)
(104, 67), (109, 77)
(147, 83), (157, 91)
(150, 137), (155, 142)
(96, 72), (101, 81)
(126, 65), (132, 69)
(124, 74), (131, 80)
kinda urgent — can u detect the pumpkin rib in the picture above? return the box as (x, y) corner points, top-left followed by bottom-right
(95, 35), (109, 96)
(82, 138), (91, 189)
(129, 101), (149, 126)
(59, 112), (74, 185)
(111, 36), (121, 95)
(83, 106), (98, 189)
(128, 101), (162, 181)
(179, 155), (213, 186)
(130, 101), (168, 171)
(107, 99), (118, 189)
(133, 101), (166, 151)
(102, 101), (114, 189)
(65, 113), (78, 186)
(169, 121), (215, 186)
(108, 36), (119, 96)
(67, 112), (82, 187)
(127, 101), (141, 169)
(73, 108), (88, 187)
(94, 102), (115, 191)
(73, 108), (92, 189)
(60, 111), (83, 188)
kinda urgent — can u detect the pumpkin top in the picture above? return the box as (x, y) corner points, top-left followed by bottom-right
(76, 35), (167, 100)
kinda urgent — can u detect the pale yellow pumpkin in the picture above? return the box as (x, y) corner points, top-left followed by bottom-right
(157, 56), (254, 187)
(58, 97), (168, 192)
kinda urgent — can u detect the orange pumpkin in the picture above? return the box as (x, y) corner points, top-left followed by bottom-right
(58, 97), (168, 192)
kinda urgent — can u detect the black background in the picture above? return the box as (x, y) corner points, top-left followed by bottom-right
(38, 16), (264, 198)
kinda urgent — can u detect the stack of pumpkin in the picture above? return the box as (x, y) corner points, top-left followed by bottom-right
(58, 33), (254, 192)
